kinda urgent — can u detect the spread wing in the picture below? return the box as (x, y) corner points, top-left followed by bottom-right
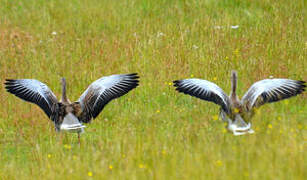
(4, 79), (59, 120)
(241, 79), (305, 111)
(77, 73), (139, 123)
(173, 78), (231, 113)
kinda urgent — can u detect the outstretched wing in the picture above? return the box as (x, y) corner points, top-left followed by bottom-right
(173, 78), (231, 113)
(77, 73), (139, 123)
(241, 79), (305, 110)
(4, 79), (59, 119)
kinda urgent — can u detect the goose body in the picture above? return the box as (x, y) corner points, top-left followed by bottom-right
(173, 71), (305, 136)
(5, 73), (139, 135)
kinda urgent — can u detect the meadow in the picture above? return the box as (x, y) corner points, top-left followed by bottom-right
(0, 0), (306, 179)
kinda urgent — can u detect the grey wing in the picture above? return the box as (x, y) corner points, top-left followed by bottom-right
(77, 73), (139, 123)
(241, 79), (305, 111)
(173, 78), (231, 113)
(4, 79), (59, 120)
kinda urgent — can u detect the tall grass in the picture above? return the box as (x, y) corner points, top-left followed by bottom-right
(0, 0), (306, 179)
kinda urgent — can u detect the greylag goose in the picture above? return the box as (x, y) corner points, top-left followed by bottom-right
(173, 71), (305, 136)
(5, 73), (139, 142)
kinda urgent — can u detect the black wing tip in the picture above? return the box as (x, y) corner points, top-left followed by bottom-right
(298, 80), (306, 89)
(123, 73), (140, 86)
(173, 80), (182, 87)
(295, 80), (306, 93)
(126, 73), (139, 78)
(173, 80), (187, 92)
(4, 79), (16, 85)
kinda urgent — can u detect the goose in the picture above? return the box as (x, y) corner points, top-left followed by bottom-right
(5, 73), (139, 142)
(173, 71), (305, 136)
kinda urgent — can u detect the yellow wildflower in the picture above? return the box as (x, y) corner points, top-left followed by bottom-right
(234, 108), (239, 113)
(225, 56), (229, 60)
(215, 160), (223, 166)
(298, 124), (303, 129)
(212, 115), (219, 121)
(277, 116), (282, 121)
(222, 128), (227, 133)
(64, 144), (71, 150)
(190, 74), (194, 78)
(88, 171), (93, 177)
(213, 77), (217, 81)
(161, 150), (167, 155)
(156, 110), (160, 113)
(47, 154), (51, 158)
(109, 165), (113, 170)
(233, 49), (240, 56)
(283, 100), (289, 105)
(168, 82), (172, 86)
(139, 164), (145, 169)
(267, 124), (272, 129)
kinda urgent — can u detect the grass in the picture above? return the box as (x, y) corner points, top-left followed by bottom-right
(0, 0), (306, 179)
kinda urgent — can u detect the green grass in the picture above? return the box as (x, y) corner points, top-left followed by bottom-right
(0, 0), (306, 179)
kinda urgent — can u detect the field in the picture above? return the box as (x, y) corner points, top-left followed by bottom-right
(0, 0), (306, 179)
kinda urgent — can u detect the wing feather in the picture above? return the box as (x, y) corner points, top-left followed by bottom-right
(78, 73), (139, 123)
(241, 79), (305, 110)
(4, 79), (58, 119)
(173, 78), (231, 113)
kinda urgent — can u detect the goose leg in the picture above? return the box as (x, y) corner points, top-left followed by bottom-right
(57, 132), (63, 144)
(78, 132), (81, 146)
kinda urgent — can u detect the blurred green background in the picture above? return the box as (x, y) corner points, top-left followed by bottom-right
(0, 0), (306, 179)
